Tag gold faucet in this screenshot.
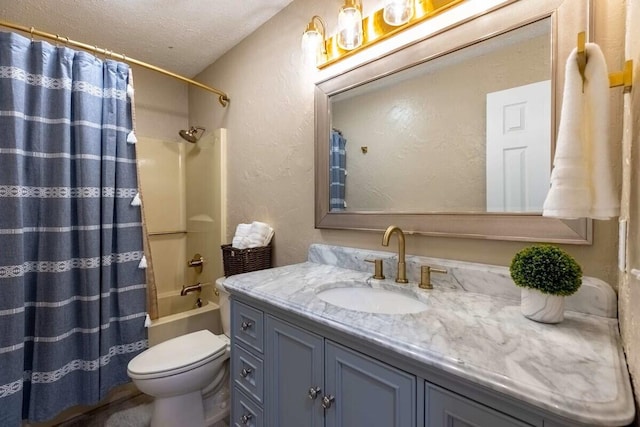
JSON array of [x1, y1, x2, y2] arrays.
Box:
[[382, 225, 408, 283]]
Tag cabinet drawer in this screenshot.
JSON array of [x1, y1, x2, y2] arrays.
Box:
[[233, 344, 264, 404], [232, 300, 264, 354], [233, 387, 264, 427]]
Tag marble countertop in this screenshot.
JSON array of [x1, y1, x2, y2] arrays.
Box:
[[222, 244, 634, 426]]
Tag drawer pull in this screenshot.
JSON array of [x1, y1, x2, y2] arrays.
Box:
[[241, 321, 254, 331], [308, 386, 321, 400], [321, 394, 335, 409], [240, 367, 253, 378], [240, 413, 253, 425]]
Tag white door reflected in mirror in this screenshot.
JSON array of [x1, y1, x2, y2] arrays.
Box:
[[486, 80, 551, 212]]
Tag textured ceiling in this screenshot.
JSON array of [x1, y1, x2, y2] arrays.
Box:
[[0, 0, 294, 77]]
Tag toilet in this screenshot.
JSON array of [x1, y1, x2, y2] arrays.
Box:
[[127, 278, 231, 427]]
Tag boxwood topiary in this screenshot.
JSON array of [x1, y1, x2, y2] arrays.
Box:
[[509, 245, 582, 296]]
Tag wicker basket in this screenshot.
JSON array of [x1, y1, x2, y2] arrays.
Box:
[[221, 244, 272, 277]]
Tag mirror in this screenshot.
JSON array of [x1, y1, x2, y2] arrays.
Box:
[[315, 0, 592, 244], [331, 19, 551, 213]]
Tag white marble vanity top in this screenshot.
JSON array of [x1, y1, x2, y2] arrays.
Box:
[[222, 244, 634, 426]]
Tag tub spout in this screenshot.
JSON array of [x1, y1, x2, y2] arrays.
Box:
[[180, 282, 202, 296]]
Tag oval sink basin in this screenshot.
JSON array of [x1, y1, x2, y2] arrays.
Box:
[[316, 286, 428, 314]]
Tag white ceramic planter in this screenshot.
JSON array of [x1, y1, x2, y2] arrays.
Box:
[[520, 287, 565, 323]]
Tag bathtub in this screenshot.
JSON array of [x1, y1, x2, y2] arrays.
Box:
[[148, 288, 222, 346]]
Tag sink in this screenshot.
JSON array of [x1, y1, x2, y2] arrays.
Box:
[[316, 285, 428, 314]]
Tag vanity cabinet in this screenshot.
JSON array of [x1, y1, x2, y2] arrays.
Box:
[[231, 298, 569, 427], [264, 314, 324, 427], [265, 314, 417, 427], [426, 384, 533, 427]]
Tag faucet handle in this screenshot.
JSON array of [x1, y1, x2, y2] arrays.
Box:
[[420, 266, 447, 289], [364, 258, 385, 280]]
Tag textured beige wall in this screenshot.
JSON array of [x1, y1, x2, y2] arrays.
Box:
[[619, 0, 640, 413], [190, 0, 622, 286], [333, 33, 549, 212]]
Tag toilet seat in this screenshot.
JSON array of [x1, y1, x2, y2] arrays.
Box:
[[128, 330, 228, 380]]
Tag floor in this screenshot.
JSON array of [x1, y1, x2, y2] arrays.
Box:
[[57, 393, 229, 427]]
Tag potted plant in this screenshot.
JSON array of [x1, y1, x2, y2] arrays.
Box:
[[509, 245, 582, 323]]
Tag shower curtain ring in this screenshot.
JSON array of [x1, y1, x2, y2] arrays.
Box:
[[64, 36, 70, 47], [55, 34, 61, 47], [29, 27, 34, 42]]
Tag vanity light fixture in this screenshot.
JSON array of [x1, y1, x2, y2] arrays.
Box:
[[337, 0, 364, 50], [302, 0, 462, 69], [383, 0, 414, 26], [301, 15, 327, 68]]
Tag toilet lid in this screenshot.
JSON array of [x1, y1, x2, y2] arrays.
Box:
[[128, 330, 227, 377]]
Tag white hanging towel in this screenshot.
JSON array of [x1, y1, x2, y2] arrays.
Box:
[[542, 43, 619, 220]]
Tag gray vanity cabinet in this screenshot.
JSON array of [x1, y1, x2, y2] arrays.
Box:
[[263, 312, 417, 427], [265, 314, 324, 427], [324, 340, 417, 427], [232, 298, 539, 427], [426, 384, 533, 427]]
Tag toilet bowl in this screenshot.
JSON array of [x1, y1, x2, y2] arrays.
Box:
[[128, 278, 231, 427]]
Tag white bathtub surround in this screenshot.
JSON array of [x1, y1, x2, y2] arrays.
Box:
[[520, 287, 565, 323], [148, 295, 220, 346], [222, 244, 634, 426]]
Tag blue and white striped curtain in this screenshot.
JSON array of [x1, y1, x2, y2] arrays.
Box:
[[0, 32, 147, 425], [330, 129, 347, 210]]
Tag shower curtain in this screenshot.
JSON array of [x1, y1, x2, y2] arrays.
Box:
[[0, 32, 147, 425], [330, 129, 347, 210]]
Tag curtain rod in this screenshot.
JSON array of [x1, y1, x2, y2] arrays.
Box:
[[0, 19, 230, 107]]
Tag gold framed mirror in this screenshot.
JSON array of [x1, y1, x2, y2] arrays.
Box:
[[315, 0, 593, 244]]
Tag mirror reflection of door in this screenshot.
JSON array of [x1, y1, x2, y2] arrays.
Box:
[[486, 80, 551, 212]]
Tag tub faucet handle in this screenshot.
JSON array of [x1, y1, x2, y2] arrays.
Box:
[[187, 253, 205, 273]]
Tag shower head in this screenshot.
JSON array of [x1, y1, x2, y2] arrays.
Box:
[[179, 126, 205, 143]]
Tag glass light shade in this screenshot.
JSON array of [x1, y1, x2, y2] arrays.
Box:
[[337, 6, 363, 50], [301, 30, 323, 67], [383, 0, 414, 26]]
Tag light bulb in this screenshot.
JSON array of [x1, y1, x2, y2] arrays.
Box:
[[301, 30, 323, 67], [383, 0, 414, 26], [337, 4, 363, 50]]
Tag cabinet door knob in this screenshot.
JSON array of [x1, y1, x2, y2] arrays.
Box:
[[241, 321, 253, 331], [308, 386, 321, 400], [240, 413, 253, 425], [321, 394, 335, 409], [240, 367, 253, 378]]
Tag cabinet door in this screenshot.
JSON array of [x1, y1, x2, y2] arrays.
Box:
[[426, 384, 533, 427], [265, 315, 325, 427], [325, 341, 417, 427]]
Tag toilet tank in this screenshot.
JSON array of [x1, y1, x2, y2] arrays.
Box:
[[215, 278, 231, 337]]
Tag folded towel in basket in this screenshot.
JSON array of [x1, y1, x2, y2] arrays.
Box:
[[231, 221, 274, 249], [246, 221, 274, 248]]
